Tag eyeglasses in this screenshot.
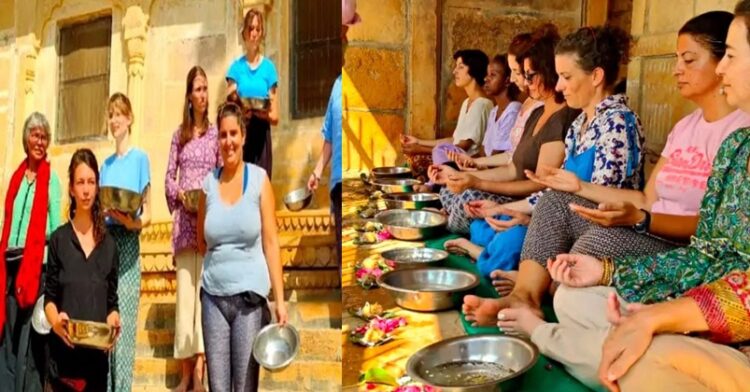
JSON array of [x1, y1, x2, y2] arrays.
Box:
[[523, 71, 538, 82]]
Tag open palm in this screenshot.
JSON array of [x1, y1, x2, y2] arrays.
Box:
[[547, 254, 604, 288], [526, 165, 582, 193]]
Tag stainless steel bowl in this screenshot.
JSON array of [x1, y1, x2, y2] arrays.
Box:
[[383, 192, 441, 210], [67, 320, 116, 351], [240, 97, 271, 112], [284, 187, 313, 211], [406, 335, 538, 391], [182, 189, 202, 213], [376, 268, 479, 311], [253, 323, 300, 370], [371, 166, 412, 179], [375, 209, 446, 240], [99, 186, 143, 214], [370, 178, 421, 194], [381, 248, 449, 269]]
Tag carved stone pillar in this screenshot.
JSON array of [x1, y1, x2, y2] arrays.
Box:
[[122, 6, 148, 146]]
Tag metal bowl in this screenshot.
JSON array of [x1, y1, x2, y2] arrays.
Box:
[[381, 248, 449, 269], [240, 97, 271, 112], [182, 189, 202, 213], [383, 192, 441, 210], [99, 186, 143, 214], [370, 178, 422, 194], [375, 209, 446, 240], [67, 320, 116, 351], [371, 166, 412, 179], [253, 323, 300, 370], [406, 335, 539, 391], [284, 187, 313, 211], [376, 268, 479, 311]]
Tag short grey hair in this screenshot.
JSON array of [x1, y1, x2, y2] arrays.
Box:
[[22, 112, 51, 155]]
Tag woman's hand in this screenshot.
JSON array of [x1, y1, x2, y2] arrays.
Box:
[[525, 165, 582, 193], [106, 311, 122, 352], [446, 172, 477, 194], [427, 165, 448, 185], [546, 254, 604, 288], [106, 210, 140, 231], [307, 173, 320, 191], [52, 312, 74, 348], [178, 190, 187, 206], [569, 202, 646, 228], [463, 199, 501, 218], [400, 134, 419, 146], [275, 302, 289, 326], [598, 293, 656, 392], [447, 151, 480, 171], [485, 209, 530, 232]]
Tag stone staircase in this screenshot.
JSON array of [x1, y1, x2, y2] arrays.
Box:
[[132, 210, 342, 391]]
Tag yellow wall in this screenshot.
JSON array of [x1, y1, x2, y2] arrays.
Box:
[[0, 0, 333, 225]]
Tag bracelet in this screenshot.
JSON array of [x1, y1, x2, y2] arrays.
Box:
[[599, 257, 614, 286]]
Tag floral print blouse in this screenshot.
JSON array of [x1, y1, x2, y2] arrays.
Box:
[[613, 129, 750, 312], [164, 125, 221, 254]]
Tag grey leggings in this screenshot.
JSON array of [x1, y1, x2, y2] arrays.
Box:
[[521, 190, 679, 266], [201, 290, 271, 392]]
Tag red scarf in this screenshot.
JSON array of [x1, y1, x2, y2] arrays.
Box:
[[0, 158, 50, 337]]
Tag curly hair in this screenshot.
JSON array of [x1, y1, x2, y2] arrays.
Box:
[[555, 25, 632, 88], [453, 49, 490, 86], [518, 23, 563, 103]]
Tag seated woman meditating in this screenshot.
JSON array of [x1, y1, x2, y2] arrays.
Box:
[[446, 32, 542, 171], [442, 25, 645, 288], [462, 10, 750, 328], [483, 7, 750, 390], [401, 49, 493, 180], [431, 24, 580, 235]]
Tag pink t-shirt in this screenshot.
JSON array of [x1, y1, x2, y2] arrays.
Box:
[[651, 108, 750, 216]]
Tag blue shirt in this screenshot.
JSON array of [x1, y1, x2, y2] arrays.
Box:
[[323, 75, 342, 190], [201, 164, 270, 297], [226, 55, 279, 99], [100, 148, 151, 223]]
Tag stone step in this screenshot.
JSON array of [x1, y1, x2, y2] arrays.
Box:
[[136, 327, 341, 362], [132, 358, 341, 390]]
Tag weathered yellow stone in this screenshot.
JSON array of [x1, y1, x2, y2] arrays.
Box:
[[633, 32, 677, 57], [343, 111, 403, 174], [695, 0, 736, 14], [646, 0, 694, 34], [344, 47, 407, 111], [0, 0, 13, 31], [346, 0, 406, 44], [409, 0, 439, 140]]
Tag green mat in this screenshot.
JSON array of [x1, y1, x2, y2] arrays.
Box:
[[425, 236, 593, 392]]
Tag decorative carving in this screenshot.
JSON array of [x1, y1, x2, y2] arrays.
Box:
[[281, 244, 337, 268], [21, 52, 37, 95], [140, 221, 173, 243], [141, 253, 175, 273], [37, 0, 64, 43], [276, 214, 333, 234], [242, 0, 273, 13], [283, 270, 340, 289], [141, 272, 177, 293]]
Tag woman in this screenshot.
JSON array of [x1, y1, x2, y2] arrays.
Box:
[[0, 112, 61, 392], [45, 148, 120, 391], [165, 66, 220, 392], [100, 93, 152, 392], [492, 10, 750, 390], [449, 33, 543, 170], [197, 102, 288, 392], [401, 49, 493, 179], [447, 26, 645, 283], [226, 8, 280, 178], [434, 24, 580, 234], [461, 11, 750, 329]]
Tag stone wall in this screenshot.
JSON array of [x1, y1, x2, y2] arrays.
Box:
[[627, 0, 736, 166]]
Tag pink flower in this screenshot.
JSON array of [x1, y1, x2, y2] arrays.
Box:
[[384, 259, 396, 269], [366, 382, 377, 390], [356, 268, 370, 279], [377, 230, 392, 241], [371, 268, 384, 278]]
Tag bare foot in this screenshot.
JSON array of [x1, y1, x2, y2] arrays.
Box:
[[497, 306, 545, 337], [444, 238, 483, 260], [171, 381, 189, 392], [192, 366, 207, 392], [462, 293, 542, 326], [414, 184, 433, 193], [490, 270, 518, 296]]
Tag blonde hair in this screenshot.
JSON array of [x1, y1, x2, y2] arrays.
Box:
[[108, 92, 134, 133]]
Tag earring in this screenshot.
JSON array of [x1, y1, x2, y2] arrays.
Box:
[[719, 86, 726, 95]]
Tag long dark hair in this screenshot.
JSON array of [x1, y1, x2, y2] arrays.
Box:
[[68, 148, 106, 244], [180, 66, 209, 147]]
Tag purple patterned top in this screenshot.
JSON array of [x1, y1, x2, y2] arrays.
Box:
[[165, 125, 221, 254]]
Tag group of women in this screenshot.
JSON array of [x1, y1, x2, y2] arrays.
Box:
[[406, 2, 750, 390], [0, 7, 290, 392]]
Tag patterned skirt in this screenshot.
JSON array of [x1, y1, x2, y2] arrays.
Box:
[[108, 226, 141, 392], [439, 187, 514, 234]]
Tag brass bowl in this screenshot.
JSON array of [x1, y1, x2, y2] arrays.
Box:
[[67, 319, 116, 350], [182, 189, 202, 213], [284, 187, 313, 211], [371, 166, 412, 179], [375, 209, 447, 240], [99, 186, 143, 215], [240, 97, 271, 112]]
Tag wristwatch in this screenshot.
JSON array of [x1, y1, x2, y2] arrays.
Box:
[[633, 209, 651, 234]]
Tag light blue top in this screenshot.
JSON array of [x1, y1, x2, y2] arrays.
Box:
[[323, 75, 342, 190], [100, 148, 151, 224], [226, 55, 279, 99], [201, 163, 270, 297]]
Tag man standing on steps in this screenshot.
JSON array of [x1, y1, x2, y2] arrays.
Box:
[[308, 0, 360, 274]]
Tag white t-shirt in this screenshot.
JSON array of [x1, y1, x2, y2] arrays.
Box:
[[453, 97, 494, 156]]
